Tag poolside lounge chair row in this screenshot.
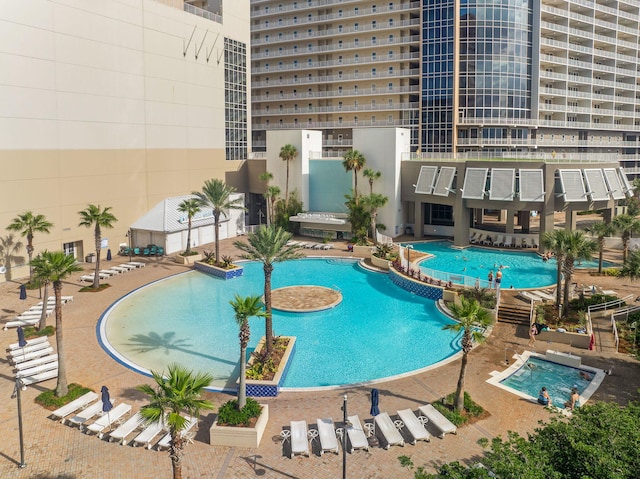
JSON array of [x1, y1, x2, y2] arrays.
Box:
[[282, 404, 457, 458], [287, 240, 334, 250], [517, 289, 556, 303], [7, 338, 59, 385], [122, 245, 164, 257], [469, 233, 539, 249], [79, 262, 145, 283], [3, 296, 74, 330], [50, 391, 197, 448]]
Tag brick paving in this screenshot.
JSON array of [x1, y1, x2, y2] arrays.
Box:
[[1, 238, 639, 479]]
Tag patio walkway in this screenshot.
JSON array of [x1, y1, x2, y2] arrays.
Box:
[[0, 238, 638, 478]]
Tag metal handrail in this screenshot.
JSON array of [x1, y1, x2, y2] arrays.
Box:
[[588, 294, 633, 314]]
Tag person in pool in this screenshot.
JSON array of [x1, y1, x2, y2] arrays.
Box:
[[538, 387, 552, 406], [495, 268, 503, 288], [579, 371, 592, 381], [564, 388, 580, 410], [488, 270, 494, 288]]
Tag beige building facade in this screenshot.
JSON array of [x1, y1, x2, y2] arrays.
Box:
[[0, 0, 252, 282]]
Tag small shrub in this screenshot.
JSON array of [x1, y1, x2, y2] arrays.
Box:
[[23, 325, 55, 338], [220, 255, 234, 268], [398, 455, 414, 469], [570, 293, 620, 311], [35, 383, 93, 410], [202, 250, 216, 264], [217, 397, 262, 426], [432, 392, 485, 427], [374, 243, 393, 259], [602, 268, 620, 277]]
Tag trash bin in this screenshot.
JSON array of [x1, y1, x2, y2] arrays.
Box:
[[405, 225, 414, 235], [85, 253, 96, 263]]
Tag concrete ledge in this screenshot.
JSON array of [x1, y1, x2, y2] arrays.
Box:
[[245, 336, 296, 397], [174, 254, 201, 265], [194, 261, 243, 279], [210, 404, 269, 448], [537, 330, 591, 349]]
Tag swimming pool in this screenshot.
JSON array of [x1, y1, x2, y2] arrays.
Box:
[[487, 351, 604, 408], [409, 241, 606, 289], [99, 258, 462, 391]]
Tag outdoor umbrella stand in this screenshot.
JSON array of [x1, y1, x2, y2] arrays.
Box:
[[101, 386, 113, 426], [369, 388, 380, 445]]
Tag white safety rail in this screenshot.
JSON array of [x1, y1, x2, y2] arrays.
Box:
[[612, 315, 620, 353], [587, 294, 634, 315], [611, 304, 640, 323], [376, 230, 394, 245], [417, 264, 492, 290]]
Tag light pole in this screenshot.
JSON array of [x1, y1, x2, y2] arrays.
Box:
[[342, 394, 348, 479], [126, 229, 132, 262], [11, 377, 26, 468], [406, 244, 414, 270]]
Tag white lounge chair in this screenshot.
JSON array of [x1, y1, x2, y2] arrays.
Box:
[[85, 403, 132, 437], [15, 353, 58, 371], [397, 409, 431, 444], [16, 359, 58, 378], [494, 235, 505, 247], [290, 420, 311, 457], [126, 261, 145, 268], [10, 346, 54, 364], [316, 418, 339, 455], [67, 399, 115, 427], [50, 391, 99, 422], [108, 412, 145, 445], [530, 236, 539, 248], [342, 415, 369, 453], [156, 415, 198, 450], [418, 404, 457, 438], [374, 412, 405, 449], [132, 421, 166, 449], [4, 318, 41, 330], [469, 232, 477, 242], [109, 266, 130, 273], [533, 290, 555, 302], [503, 235, 514, 248], [99, 269, 118, 277], [482, 235, 494, 246], [521, 237, 530, 248], [517, 291, 543, 303], [20, 368, 58, 386], [117, 264, 137, 271], [471, 234, 484, 245], [9, 340, 50, 358], [8, 336, 48, 351]]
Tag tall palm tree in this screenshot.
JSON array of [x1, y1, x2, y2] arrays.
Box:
[[177, 198, 201, 255], [561, 231, 597, 314], [619, 250, 640, 281], [259, 171, 274, 225], [266, 185, 281, 226], [632, 177, 640, 198], [31, 253, 52, 330], [363, 168, 382, 195], [193, 179, 245, 266], [542, 229, 569, 312], [137, 364, 214, 479], [442, 296, 492, 412], [233, 225, 303, 356], [342, 150, 366, 202], [0, 234, 23, 281], [279, 144, 298, 209], [31, 251, 82, 397], [612, 214, 640, 262], [585, 221, 615, 274], [78, 204, 117, 289], [364, 192, 388, 244], [230, 294, 266, 409], [7, 211, 53, 283]]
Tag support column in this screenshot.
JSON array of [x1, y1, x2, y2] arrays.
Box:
[[506, 210, 515, 234], [414, 200, 424, 239], [565, 209, 577, 231], [497, 209, 504, 222], [602, 207, 613, 224], [520, 211, 531, 233], [540, 164, 557, 251], [454, 199, 471, 247]]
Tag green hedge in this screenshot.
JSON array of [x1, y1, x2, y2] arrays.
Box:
[[217, 397, 262, 426]]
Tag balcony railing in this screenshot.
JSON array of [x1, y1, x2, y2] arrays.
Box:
[[251, 67, 419, 87], [253, 102, 419, 116], [252, 118, 418, 130], [252, 84, 419, 100], [252, 52, 420, 74]]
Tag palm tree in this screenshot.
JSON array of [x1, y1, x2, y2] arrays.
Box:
[[230, 294, 266, 409], [7, 211, 53, 283], [177, 198, 201, 255], [279, 144, 298, 209], [612, 214, 640, 262], [632, 177, 640, 198], [78, 204, 117, 289], [265, 185, 281, 226], [542, 229, 569, 312], [442, 296, 493, 412], [259, 172, 274, 225], [342, 150, 366, 202], [585, 221, 615, 274], [619, 250, 640, 281], [561, 231, 597, 314], [364, 192, 388, 244], [193, 179, 245, 266], [0, 234, 24, 281], [31, 254, 52, 330], [363, 168, 382, 195], [233, 225, 303, 356], [137, 364, 214, 479], [31, 251, 82, 397]]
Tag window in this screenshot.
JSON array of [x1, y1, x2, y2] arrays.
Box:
[[294, 104, 299, 111], [293, 60, 298, 67], [371, 36, 377, 45], [388, 82, 393, 91], [354, 23, 359, 31], [388, 114, 393, 123], [372, 115, 376, 123], [293, 45, 298, 53], [338, 9, 342, 17], [338, 40, 343, 48], [293, 1, 298, 8], [265, 48, 269, 56], [278, 18, 282, 25], [338, 86, 343, 94], [293, 16, 298, 23], [338, 116, 343, 124], [354, 116, 358, 123], [388, 66, 393, 75], [388, 50, 393, 59], [293, 31, 298, 38], [308, 29, 312, 36], [308, 88, 312, 96], [372, 21, 377, 29], [355, 53, 359, 62], [373, 4, 377, 12], [372, 84, 376, 91], [388, 2, 394, 10], [388, 34, 394, 43], [338, 25, 343, 33], [308, 58, 312, 66], [372, 68, 377, 76], [354, 7, 359, 14], [338, 55, 343, 63], [293, 89, 298, 97], [265, 34, 269, 42], [265, 63, 270, 70], [338, 101, 343, 110], [371, 99, 376, 106], [388, 18, 393, 27], [308, 43, 312, 51], [338, 71, 343, 79], [355, 38, 359, 46], [371, 52, 377, 61], [279, 90, 284, 97]]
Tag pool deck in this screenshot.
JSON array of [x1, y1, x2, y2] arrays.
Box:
[[0, 238, 639, 478]]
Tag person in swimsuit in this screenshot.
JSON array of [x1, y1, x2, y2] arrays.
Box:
[[538, 387, 552, 406], [528, 325, 538, 346], [564, 388, 580, 410], [495, 268, 503, 288], [488, 270, 494, 289]]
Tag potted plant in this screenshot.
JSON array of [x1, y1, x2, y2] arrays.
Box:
[[209, 397, 269, 448]]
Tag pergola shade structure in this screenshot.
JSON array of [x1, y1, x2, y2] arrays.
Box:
[[489, 168, 515, 201], [414, 166, 438, 194], [558, 169, 588, 202], [461, 168, 489, 200], [618, 167, 634, 197], [583, 169, 609, 202], [518, 169, 545, 202], [432, 166, 456, 197], [603, 168, 626, 200]]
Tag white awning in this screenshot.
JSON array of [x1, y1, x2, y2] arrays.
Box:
[[518, 169, 545, 202], [461, 168, 488, 200], [414, 166, 438, 194], [583, 169, 609, 201], [432, 166, 456, 196], [619, 167, 634, 197], [489, 168, 515, 201], [603, 168, 626, 200], [558, 169, 587, 202]]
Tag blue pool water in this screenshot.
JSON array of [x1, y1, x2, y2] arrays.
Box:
[[100, 258, 461, 391], [409, 241, 606, 289], [501, 357, 593, 406]]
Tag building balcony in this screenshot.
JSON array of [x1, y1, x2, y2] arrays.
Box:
[[252, 118, 418, 130], [252, 33, 420, 49], [253, 102, 419, 116], [457, 116, 640, 132], [252, 84, 419, 100], [251, 67, 419, 87], [251, 0, 419, 20], [252, 52, 419, 73]]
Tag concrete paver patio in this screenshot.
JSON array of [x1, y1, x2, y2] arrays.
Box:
[[1, 238, 639, 478]]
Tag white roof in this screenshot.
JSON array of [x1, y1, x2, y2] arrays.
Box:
[[131, 195, 230, 233]]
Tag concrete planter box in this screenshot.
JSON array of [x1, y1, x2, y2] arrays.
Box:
[[210, 404, 269, 448], [537, 330, 591, 349], [370, 255, 391, 270], [174, 253, 201, 265], [245, 336, 296, 397], [352, 245, 373, 258], [194, 261, 243, 279]]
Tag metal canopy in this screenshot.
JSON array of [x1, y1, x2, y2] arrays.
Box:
[[603, 168, 626, 200], [518, 169, 545, 202], [461, 168, 488, 200], [583, 169, 609, 202], [489, 168, 515, 201], [618, 167, 634, 197], [414, 166, 438, 194], [432, 166, 456, 196], [558, 169, 587, 202]]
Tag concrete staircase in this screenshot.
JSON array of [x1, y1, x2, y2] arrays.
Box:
[[498, 303, 530, 326]]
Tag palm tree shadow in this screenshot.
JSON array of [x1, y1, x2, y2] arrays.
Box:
[[0, 234, 25, 282], [125, 331, 237, 367]]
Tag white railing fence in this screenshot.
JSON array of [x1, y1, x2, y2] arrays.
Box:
[[587, 294, 634, 314]]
